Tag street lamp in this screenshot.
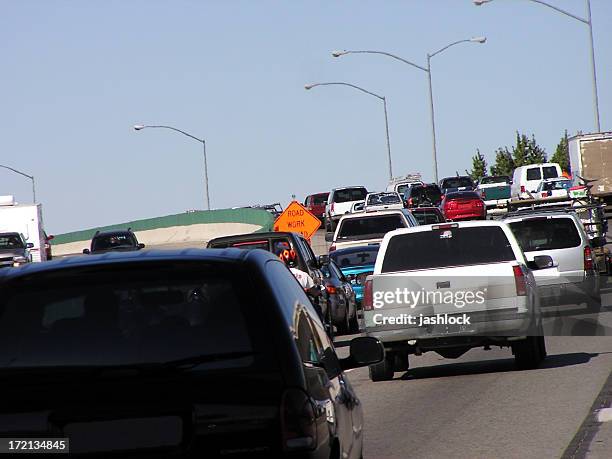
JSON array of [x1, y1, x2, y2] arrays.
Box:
[[0, 164, 36, 203], [305, 82, 394, 179], [333, 36, 486, 183], [133, 124, 210, 210], [474, 0, 600, 132]]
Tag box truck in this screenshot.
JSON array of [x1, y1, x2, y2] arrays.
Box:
[[0, 195, 48, 262]]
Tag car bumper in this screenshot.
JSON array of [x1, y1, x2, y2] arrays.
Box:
[[445, 211, 485, 221]]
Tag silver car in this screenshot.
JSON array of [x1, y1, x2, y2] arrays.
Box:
[[503, 210, 601, 309]]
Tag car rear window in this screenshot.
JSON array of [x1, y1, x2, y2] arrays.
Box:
[[409, 185, 442, 203], [330, 246, 379, 268], [367, 193, 401, 206], [311, 194, 327, 205], [410, 209, 445, 224], [542, 180, 571, 191], [542, 166, 559, 179], [445, 191, 480, 200], [229, 240, 270, 251], [0, 262, 273, 370], [338, 214, 406, 239], [480, 176, 510, 185], [333, 188, 367, 203], [440, 177, 474, 189], [526, 168, 542, 180], [92, 234, 136, 251], [381, 226, 516, 272], [508, 217, 581, 251]]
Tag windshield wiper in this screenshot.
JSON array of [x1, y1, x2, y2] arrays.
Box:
[[159, 351, 256, 371]]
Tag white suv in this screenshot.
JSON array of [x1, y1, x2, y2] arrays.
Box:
[[325, 186, 368, 232]]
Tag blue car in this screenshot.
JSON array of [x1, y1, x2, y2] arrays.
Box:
[[330, 245, 380, 305]]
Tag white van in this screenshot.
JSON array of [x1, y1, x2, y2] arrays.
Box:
[[511, 163, 562, 199]]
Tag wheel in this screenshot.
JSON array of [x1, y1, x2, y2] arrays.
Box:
[[336, 307, 350, 335], [369, 352, 395, 381], [537, 335, 547, 360], [513, 336, 542, 370], [392, 351, 409, 372]]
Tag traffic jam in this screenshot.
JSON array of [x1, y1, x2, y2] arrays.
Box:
[[0, 130, 610, 457]]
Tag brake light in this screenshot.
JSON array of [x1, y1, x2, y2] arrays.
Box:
[[328, 244, 336, 252], [520, 185, 525, 193], [584, 246, 594, 271], [407, 197, 413, 206], [280, 388, 317, 452], [446, 200, 458, 210], [513, 265, 527, 296], [363, 279, 373, 310], [432, 223, 459, 230], [541, 192, 548, 198], [326, 285, 337, 294], [330, 202, 335, 213]]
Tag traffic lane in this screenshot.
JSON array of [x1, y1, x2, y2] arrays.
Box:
[[341, 337, 612, 459]]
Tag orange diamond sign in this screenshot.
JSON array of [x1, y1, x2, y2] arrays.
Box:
[[274, 201, 321, 240]]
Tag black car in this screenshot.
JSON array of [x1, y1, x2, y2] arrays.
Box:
[[319, 258, 358, 335], [207, 232, 329, 323], [83, 229, 145, 254], [402, 183, 443, 208], [0, 249, 383, 457]]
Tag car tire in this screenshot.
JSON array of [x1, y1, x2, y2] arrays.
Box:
[[513, 336, 542, 370], [369, 353, 395, 382], [349, 308, 359, 333], [336, 309, 350, 336], [538, 335, 547, 360], [392, 351, 409, 372]]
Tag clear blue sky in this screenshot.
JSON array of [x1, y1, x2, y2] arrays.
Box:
[[2, 0, 611, 234]]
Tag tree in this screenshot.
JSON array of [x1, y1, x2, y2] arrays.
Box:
[[551, 130, 570, 173], [511, 132, 547, 166], [467, 149, 487, 181], [490, 147, 515, 176]]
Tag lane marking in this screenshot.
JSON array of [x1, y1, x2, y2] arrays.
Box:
[[596, 407, 612, 423]]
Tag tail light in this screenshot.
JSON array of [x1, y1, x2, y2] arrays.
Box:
[[446, 200, 457, 210], [584, 246, 594, 271], [280, 388, 317, 452], [328, 244, 336, 252], [330, 202, 335, 213], [481, 190, 487, 200], [326, 285, 337, 294], [473, 200, 484, 208], [407, 197, 413, 206], [363, 278, 373, 310], [541, 192, 547, 198], [520, 185, 525, 193], [513, 265, 527, 296]]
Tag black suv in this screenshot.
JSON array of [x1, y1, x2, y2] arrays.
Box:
[[207, 232, 329, 322], [83, 229, 145, 254], [403, 183, 443, 208], [0, 249, 383, 457]]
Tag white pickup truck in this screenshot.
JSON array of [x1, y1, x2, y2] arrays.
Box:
[[363, 220, 549, 381]]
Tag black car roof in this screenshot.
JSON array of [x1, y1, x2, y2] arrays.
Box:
[[0, 248, 274, 282], [208, 231, 305, 245], [94, 230, 135, 237]]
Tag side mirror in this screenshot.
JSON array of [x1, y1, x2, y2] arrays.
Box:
[[26, 243, 34, 248], [47, 235, 55, 241], [531, 255, 555, 270], [307, 258, 319, 270], [339, 336, 384, 371], [590, 236, 607, 248], [82, 248, 91, 254], [325, 232, 334, 243], [320, 347, 343, 380], [138, 243, 146, 249]]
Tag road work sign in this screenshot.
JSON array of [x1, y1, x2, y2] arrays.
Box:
[[274, 201, 321, 240]]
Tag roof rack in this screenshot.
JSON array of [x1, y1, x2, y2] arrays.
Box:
[[503, 203, 606, 219], [387, 173, 423, 186]]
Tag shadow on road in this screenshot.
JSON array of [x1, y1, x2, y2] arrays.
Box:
[[399, 351, 608, 381]]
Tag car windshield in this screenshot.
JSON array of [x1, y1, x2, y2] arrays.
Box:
[[480, 176, 510, 185], [330, 246, 379, 268], [367, 193, 401, 206], [381, 226, 515, 272], [410, 209, 445, 224], [92, 234, 136, 251], [333, 188, 367, 203], [0, 235, 24, 250], [337, 214, 407, 239], [0, 262, 265, 369], [441, 177, 473, 189], [508, 217, 581, 251]]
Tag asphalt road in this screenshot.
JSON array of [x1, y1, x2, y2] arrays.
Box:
[[335, 278, 612, 459]]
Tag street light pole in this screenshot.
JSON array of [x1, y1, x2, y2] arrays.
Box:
[[0, 164, 36, 203], [133, 124, 210, 210], [333, 37, 485, 183], [474, 0, 600, 132], [305, 82, 394, 180]]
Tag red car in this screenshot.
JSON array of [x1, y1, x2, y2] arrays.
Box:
[[441, 191, 486, 221], [304, 192, 328, 222]]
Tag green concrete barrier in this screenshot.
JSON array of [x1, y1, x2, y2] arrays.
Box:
[[51, 208, 275, 245]]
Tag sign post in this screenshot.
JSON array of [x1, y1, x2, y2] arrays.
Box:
[[273, 201, 321, 241]]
